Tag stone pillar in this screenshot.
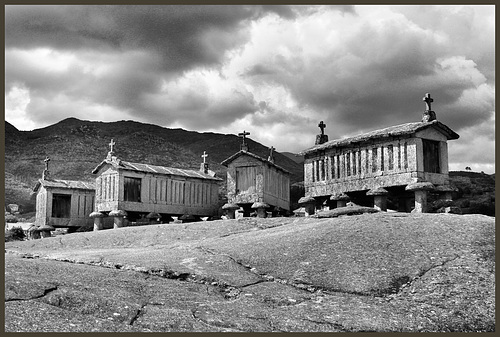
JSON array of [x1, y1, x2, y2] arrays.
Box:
[[406, 182, 435, 213], [413, 190, 427, 213], [251, 202, 270, 218], [38, 224, 55, 238], [146, 212, 161, 224], [222, 203, 240, 219], [367, 187, 389, 212], [435, 185, 456, 201], [40, 230, 51, 238], [90, 211, 105, 231], [298, 196, 316, 216], [331, 193, 350, 208], [109, 210, 128, 229], [374, 196, 387, 211]]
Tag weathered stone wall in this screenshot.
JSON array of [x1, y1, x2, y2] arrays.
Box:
[[95, 167, 120, 212], [305, 136, 419, 196], [34, 187, 48, 227], [226, 155, 263, 204], [305, 129, 453, 198], [226, 154, 290, 210], [95, 166, 220, 216], [414, 128, 449, 175], [263, 164, 290, 210], [35, 186, 95, 228]]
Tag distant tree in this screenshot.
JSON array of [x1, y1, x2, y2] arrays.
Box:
[[5, 226, 25, 242]]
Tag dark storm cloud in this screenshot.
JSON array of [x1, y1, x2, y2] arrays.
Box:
[[4, 5, 494, 172], [5, 5, 295, 73]]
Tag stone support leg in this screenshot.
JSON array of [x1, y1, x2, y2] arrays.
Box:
[[40, 231, 51, 238], [93, 217, 103, 231], [412, 190, 428, 213], [114, 217, 124, 229], [226, 209, 236, 219], [304, 202, 315, 217], [337, 200, 347, 208], [373, 195, 388, 212], [256, 207, 267, 218]]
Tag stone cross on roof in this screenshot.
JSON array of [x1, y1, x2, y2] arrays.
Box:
[[202, 151, 208, 164], [318, 121, 326, 135], [423, 93, 433, 111], [238, 130, 250, 145], [44, 156, 50, 170], [268, 146, 275, 163], [109, 139, 116, 152]]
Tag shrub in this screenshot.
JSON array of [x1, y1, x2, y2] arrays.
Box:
[[5, 214, 18, 223], [469, 202, 495, 217], [456, 199, 470, 208], [5, 226, 25, 242]]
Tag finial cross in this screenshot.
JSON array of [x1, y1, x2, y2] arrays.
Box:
[[268, 146, 275, 162], [109, 139, 115, 152], [318, 121, 326, 135], [44, 156, 50, 170], [201, 151, 208, 164], [238, 130, 250, 145], [423, 93, 434, 111]]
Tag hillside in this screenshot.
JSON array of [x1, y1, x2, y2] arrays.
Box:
[[281, 151, 305, 164], [442, 171, 495, 216], [4, 118, 304, 209], [5, 213, 495, 332]]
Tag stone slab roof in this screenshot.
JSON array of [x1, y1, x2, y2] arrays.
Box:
[[221, 150, 291, 175], [33, 179, 95, 193], [300, 120, 459, 156], [92, 159, 222, 181]]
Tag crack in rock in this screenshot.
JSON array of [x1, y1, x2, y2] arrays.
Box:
[[383, 254, 461, 299], [196, 246, 375, 297], [190, 308, 244, 332], [304, 318, 350, 331], [5, 285, 59, 302], [128, 303, 147, 326], [417, 254, 460, 279]]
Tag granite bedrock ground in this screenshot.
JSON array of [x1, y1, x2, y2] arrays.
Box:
[[4, 213, 495, 332]]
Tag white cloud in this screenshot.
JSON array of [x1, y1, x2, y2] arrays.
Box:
[[5, 85, 36, 130], [448, 113, 495, 173]]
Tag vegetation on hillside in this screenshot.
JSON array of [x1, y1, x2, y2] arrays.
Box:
[[5, 118, 305, 211]]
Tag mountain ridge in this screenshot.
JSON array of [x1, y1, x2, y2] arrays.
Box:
[[4, 118, 305, 211]]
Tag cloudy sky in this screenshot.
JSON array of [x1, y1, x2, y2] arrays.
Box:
[[5, 5, 495, 173]]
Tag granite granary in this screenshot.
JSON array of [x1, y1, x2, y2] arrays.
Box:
[[299, 93, 459, 214], [32, 156, 95, 235], [90, 140, 222, 229], [221, 131, 291, 218]]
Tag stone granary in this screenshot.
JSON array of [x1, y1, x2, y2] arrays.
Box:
[[32, 156, 95, 234], [221, 132, 291, 218], [90, 140, 222, 230], [299, 93, 459, 213]]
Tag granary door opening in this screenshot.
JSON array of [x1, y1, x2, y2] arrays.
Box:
[[423, 139, 441, 173], [52, 194, 71, 218], [124, 177, 142, 202], [236, 166, 256, 194]]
